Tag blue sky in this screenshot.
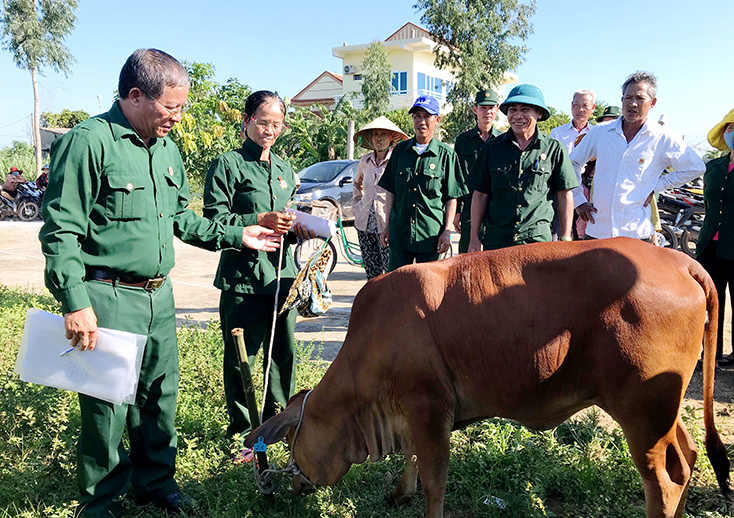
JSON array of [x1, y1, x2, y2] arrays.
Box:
[[1, 0, 732, 153]]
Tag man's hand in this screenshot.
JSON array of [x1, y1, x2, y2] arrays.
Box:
[[258, 211, 296, 234], [467, 236, 482, 253], [64, 306, 98, 351], [293, 222, 316, 240], [242, 225, 281, 251], [643, 191, 655, 208], [380, 229, 390, 248], [437, 229, 452, 254], [575, 202, 598, 224], [453, 212, 462, 232]]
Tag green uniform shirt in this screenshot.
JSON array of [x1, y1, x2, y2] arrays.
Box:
[[454, 125, 503, 223], [378, 137, 467, 253], [698, 155, 734, 260], [204, 138, 298, 294], [40, 102, 244, 314], [470, 129, 578, 250]]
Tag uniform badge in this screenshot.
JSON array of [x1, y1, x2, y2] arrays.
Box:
[[168, 167, 174, 176], [540, 153, 547, 161], [638, 158, 645, 164], [278, 176, 287, 189], [429, 163, 436, 170]]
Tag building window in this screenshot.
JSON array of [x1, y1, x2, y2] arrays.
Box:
[[353, 74, 362, 81], [417, 72, 450, 100], [392, 71, 408, 95]]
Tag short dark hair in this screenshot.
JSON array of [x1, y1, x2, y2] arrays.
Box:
[[622, 71, 657, 99], [118, 49, 189, 100], [242, 91, 286, 130]]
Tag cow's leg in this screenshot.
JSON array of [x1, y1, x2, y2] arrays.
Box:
[[621, 423, 692, 518], [388, 453, 418, 506], [673, 418, 698, 518], [406, 411, 452, 518]]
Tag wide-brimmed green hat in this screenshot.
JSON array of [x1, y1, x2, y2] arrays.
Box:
[[354, 116, 409, 151], [596, 106, 622, 123], [475, 89, 499, 106], [708, 108, 734, 151], [499, 84, 550, 121]]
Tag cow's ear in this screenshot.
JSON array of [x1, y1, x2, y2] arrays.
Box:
[[244, 403, 301, 447]]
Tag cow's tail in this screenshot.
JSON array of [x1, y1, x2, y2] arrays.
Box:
[[691, 262, 731, 495]]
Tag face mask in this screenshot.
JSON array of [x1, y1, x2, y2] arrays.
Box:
[[725, 131, 734, 151]]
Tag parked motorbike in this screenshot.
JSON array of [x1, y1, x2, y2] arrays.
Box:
[[657, 187, 705, 257], [0, 181, 43, 221]]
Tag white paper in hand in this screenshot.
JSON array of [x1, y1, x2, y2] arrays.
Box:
[[15, 308, 147, 405], [289, 209, 337, 238]]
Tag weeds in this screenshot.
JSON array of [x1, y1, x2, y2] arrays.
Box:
[[0, 285, 731, 517]]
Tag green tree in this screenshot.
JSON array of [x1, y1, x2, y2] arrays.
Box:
[[1, 0, 78, 178], [0, 140, 35, 175], [386, 107, 414, 138], [41, 108, 89, 128], [169, 62, 251, 190], [414, 0, 536, 142], [536, 106, 570, 135], [360, 40, 392, 118]]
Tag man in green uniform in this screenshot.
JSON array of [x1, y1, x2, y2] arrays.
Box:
[[39, 49, 279, 518], [378, 95, 466, 270], [453, 89, 503, 253], [468, 84, 577, 251]]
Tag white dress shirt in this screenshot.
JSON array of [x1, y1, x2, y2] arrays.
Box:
[[550, 121, 591, 154], [569, 117, 704, 239]]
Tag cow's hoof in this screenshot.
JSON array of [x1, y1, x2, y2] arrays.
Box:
[[386, 493, 412, 507]]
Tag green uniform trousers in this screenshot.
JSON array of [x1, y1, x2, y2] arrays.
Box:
[[219, 289, 296, 445], [76, 278, 179, 518], [388, 248, 439, 271]]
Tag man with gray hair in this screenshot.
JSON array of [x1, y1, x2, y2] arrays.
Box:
[[570, 71, 704, 240], [550, 89, 596, 153], [40, 49, 280, 517]]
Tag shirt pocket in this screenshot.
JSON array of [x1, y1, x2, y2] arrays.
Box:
[[527, 161, 552, 193], [163, 173, 181, 216], [419, 170, 442, 199], [104, 175, 147, 220]]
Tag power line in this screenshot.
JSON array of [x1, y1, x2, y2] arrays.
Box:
[[0, 114, 31, 130]]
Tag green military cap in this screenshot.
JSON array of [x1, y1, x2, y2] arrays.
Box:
[[596, 106, 622, 123], [475, 89, 500, 106]]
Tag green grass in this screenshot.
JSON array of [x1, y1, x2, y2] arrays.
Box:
[[0, 284, 731, 517]]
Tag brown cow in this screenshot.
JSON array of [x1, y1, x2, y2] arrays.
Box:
[[246, 238, 731, 518]]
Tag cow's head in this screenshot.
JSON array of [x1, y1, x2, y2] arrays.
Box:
[[245, 389, 362, 493]]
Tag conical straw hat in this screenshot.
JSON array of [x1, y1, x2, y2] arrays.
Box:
[[354, 116, 408, 151]]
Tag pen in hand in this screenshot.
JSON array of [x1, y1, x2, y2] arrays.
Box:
[[59, 345, 78, 357]]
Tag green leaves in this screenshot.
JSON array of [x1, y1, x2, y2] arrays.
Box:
[[414, 0, 536, 142], [360, 40, 393, 119], [1, 0, 78, 74]]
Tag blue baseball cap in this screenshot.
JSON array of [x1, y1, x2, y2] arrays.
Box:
[[409, 95, 440, 116]]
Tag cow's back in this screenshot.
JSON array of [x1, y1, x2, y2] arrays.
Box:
[[335, 238, 708, 430]]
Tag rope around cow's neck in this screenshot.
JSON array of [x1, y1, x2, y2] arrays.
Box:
[[255, 389, 316, 491], [260, 232, 285, 420]]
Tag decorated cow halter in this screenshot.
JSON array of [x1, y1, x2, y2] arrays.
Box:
[[254, 389, 316, 493]]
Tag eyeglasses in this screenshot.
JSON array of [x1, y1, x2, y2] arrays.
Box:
[[250, 118, 286, 131], [146, 94, 189, 116]]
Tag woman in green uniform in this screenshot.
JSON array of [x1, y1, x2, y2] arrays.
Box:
[[204, 91, 305, 463]]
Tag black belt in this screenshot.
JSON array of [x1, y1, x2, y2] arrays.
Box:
[[86, 268, 166, 291]]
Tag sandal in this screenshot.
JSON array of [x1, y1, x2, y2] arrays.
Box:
[[233, 447, 254, 465]]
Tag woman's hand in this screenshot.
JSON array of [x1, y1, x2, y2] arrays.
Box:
[[380, 229, 390, 247], [258, 211, 296, 234], [293, 222, 316, 240]]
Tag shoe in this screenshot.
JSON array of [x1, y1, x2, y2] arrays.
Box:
[[233, 447, 254, 465], [718, 355, 734, 367], [152, 491, 198, 514]]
